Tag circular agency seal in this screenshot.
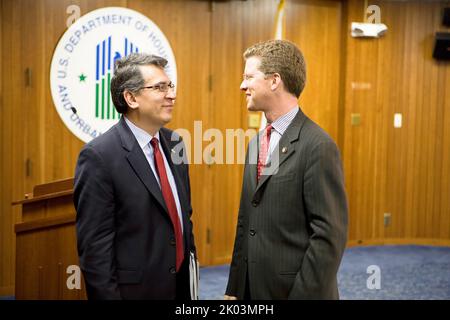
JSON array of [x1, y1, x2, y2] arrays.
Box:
[[50, 7, 177, 143]]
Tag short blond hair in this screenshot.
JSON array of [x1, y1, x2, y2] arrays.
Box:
[[243, 40, 306, 98]]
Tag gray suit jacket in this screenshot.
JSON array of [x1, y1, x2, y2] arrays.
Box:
[[226, 108, 348, 300]]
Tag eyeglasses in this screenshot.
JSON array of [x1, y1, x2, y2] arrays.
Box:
[[141, 82, 175, 93]]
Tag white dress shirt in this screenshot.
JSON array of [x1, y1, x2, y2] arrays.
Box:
[[124, 117, 184, 233]]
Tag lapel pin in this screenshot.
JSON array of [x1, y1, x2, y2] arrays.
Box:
[[282, 147, 288, 154]]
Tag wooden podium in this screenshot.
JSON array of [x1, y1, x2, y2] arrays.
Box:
[[13, 178, 86, 299]]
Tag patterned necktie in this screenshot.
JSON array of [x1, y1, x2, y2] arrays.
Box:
[[150, 137, 184, 271], [257, 124, 273, 182]]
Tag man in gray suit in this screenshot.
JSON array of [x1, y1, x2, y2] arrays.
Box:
[[225, 40, 348, 300]]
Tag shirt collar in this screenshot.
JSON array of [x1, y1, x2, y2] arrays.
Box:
[[124, 116, 160, 149], [269, 106, 299, 135]]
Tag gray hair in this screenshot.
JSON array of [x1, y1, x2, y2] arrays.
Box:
[[110, 53, 168, 113]]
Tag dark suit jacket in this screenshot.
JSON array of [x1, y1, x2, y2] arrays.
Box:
[[226, 108, 348, 300], [73, 117, 195, 300]]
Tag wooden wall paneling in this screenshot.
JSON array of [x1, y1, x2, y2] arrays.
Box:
[[416, 1, 435, 238], [128, 0, 213, 265], [0, 0, 4, 295], [433, 38, 449, 241], [439, 0, 450, 239], [406, 0, 429, 239], [381, 1, 448, 240], [12, 0, 28, 241], [341, 0, 357, 243], [347, 27, 369, 245], [425, 2, 447, 239], [15, 223, 85, 299], [1, 0, 24, 296], [397, 1, 443, 240], [42, 0, 84, 182], [440, 59, 450, 239], [375, 0, 406, 240], [207, 0, 278, 265], [337, 0, 348, 152], [402, 1, 420, 240], [209, 0, 246, 266], [239, 0, 280, 136], [0, 0, 13, 296], [0, 1, 2, 222], [241, 0, 280, 46], [285, 0, 343, 143], [22, 0, 43, 193], [343, 0, 383, 243], [425, 1, 449, 239], [411, 1, 432, 239], [344, 0, 450, 245]]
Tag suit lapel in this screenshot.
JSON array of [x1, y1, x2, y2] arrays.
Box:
[[116, 117, 169, 214], [254, 109, 307, 194]]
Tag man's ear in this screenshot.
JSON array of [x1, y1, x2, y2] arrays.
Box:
[[270, 73, 282, 91], [123, 90, 139, 110]]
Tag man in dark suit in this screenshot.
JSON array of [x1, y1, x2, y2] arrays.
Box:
[[74, 53, 195, 300], [225, 40, 348, 300]]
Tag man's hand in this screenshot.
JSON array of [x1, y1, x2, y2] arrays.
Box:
[[224, 295, 237, 300]]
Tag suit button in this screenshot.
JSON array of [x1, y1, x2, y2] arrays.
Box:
[[169, 267, 176, 274], [244, 257, 248, 262], [170, 237, 176, 246], [249, 229, 256, 236], [252, 200, 259, 207]]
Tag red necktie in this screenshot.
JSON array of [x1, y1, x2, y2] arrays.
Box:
[[257, 124, 273, 182], [150, 137, 184, 271]]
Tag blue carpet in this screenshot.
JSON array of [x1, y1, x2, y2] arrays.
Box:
[[199, 245, 450, 300], [199, 264, 231, 300]]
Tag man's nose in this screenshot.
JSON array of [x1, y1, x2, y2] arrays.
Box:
[[240, 80, 247, 91], [166, 88, 176, 100]]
